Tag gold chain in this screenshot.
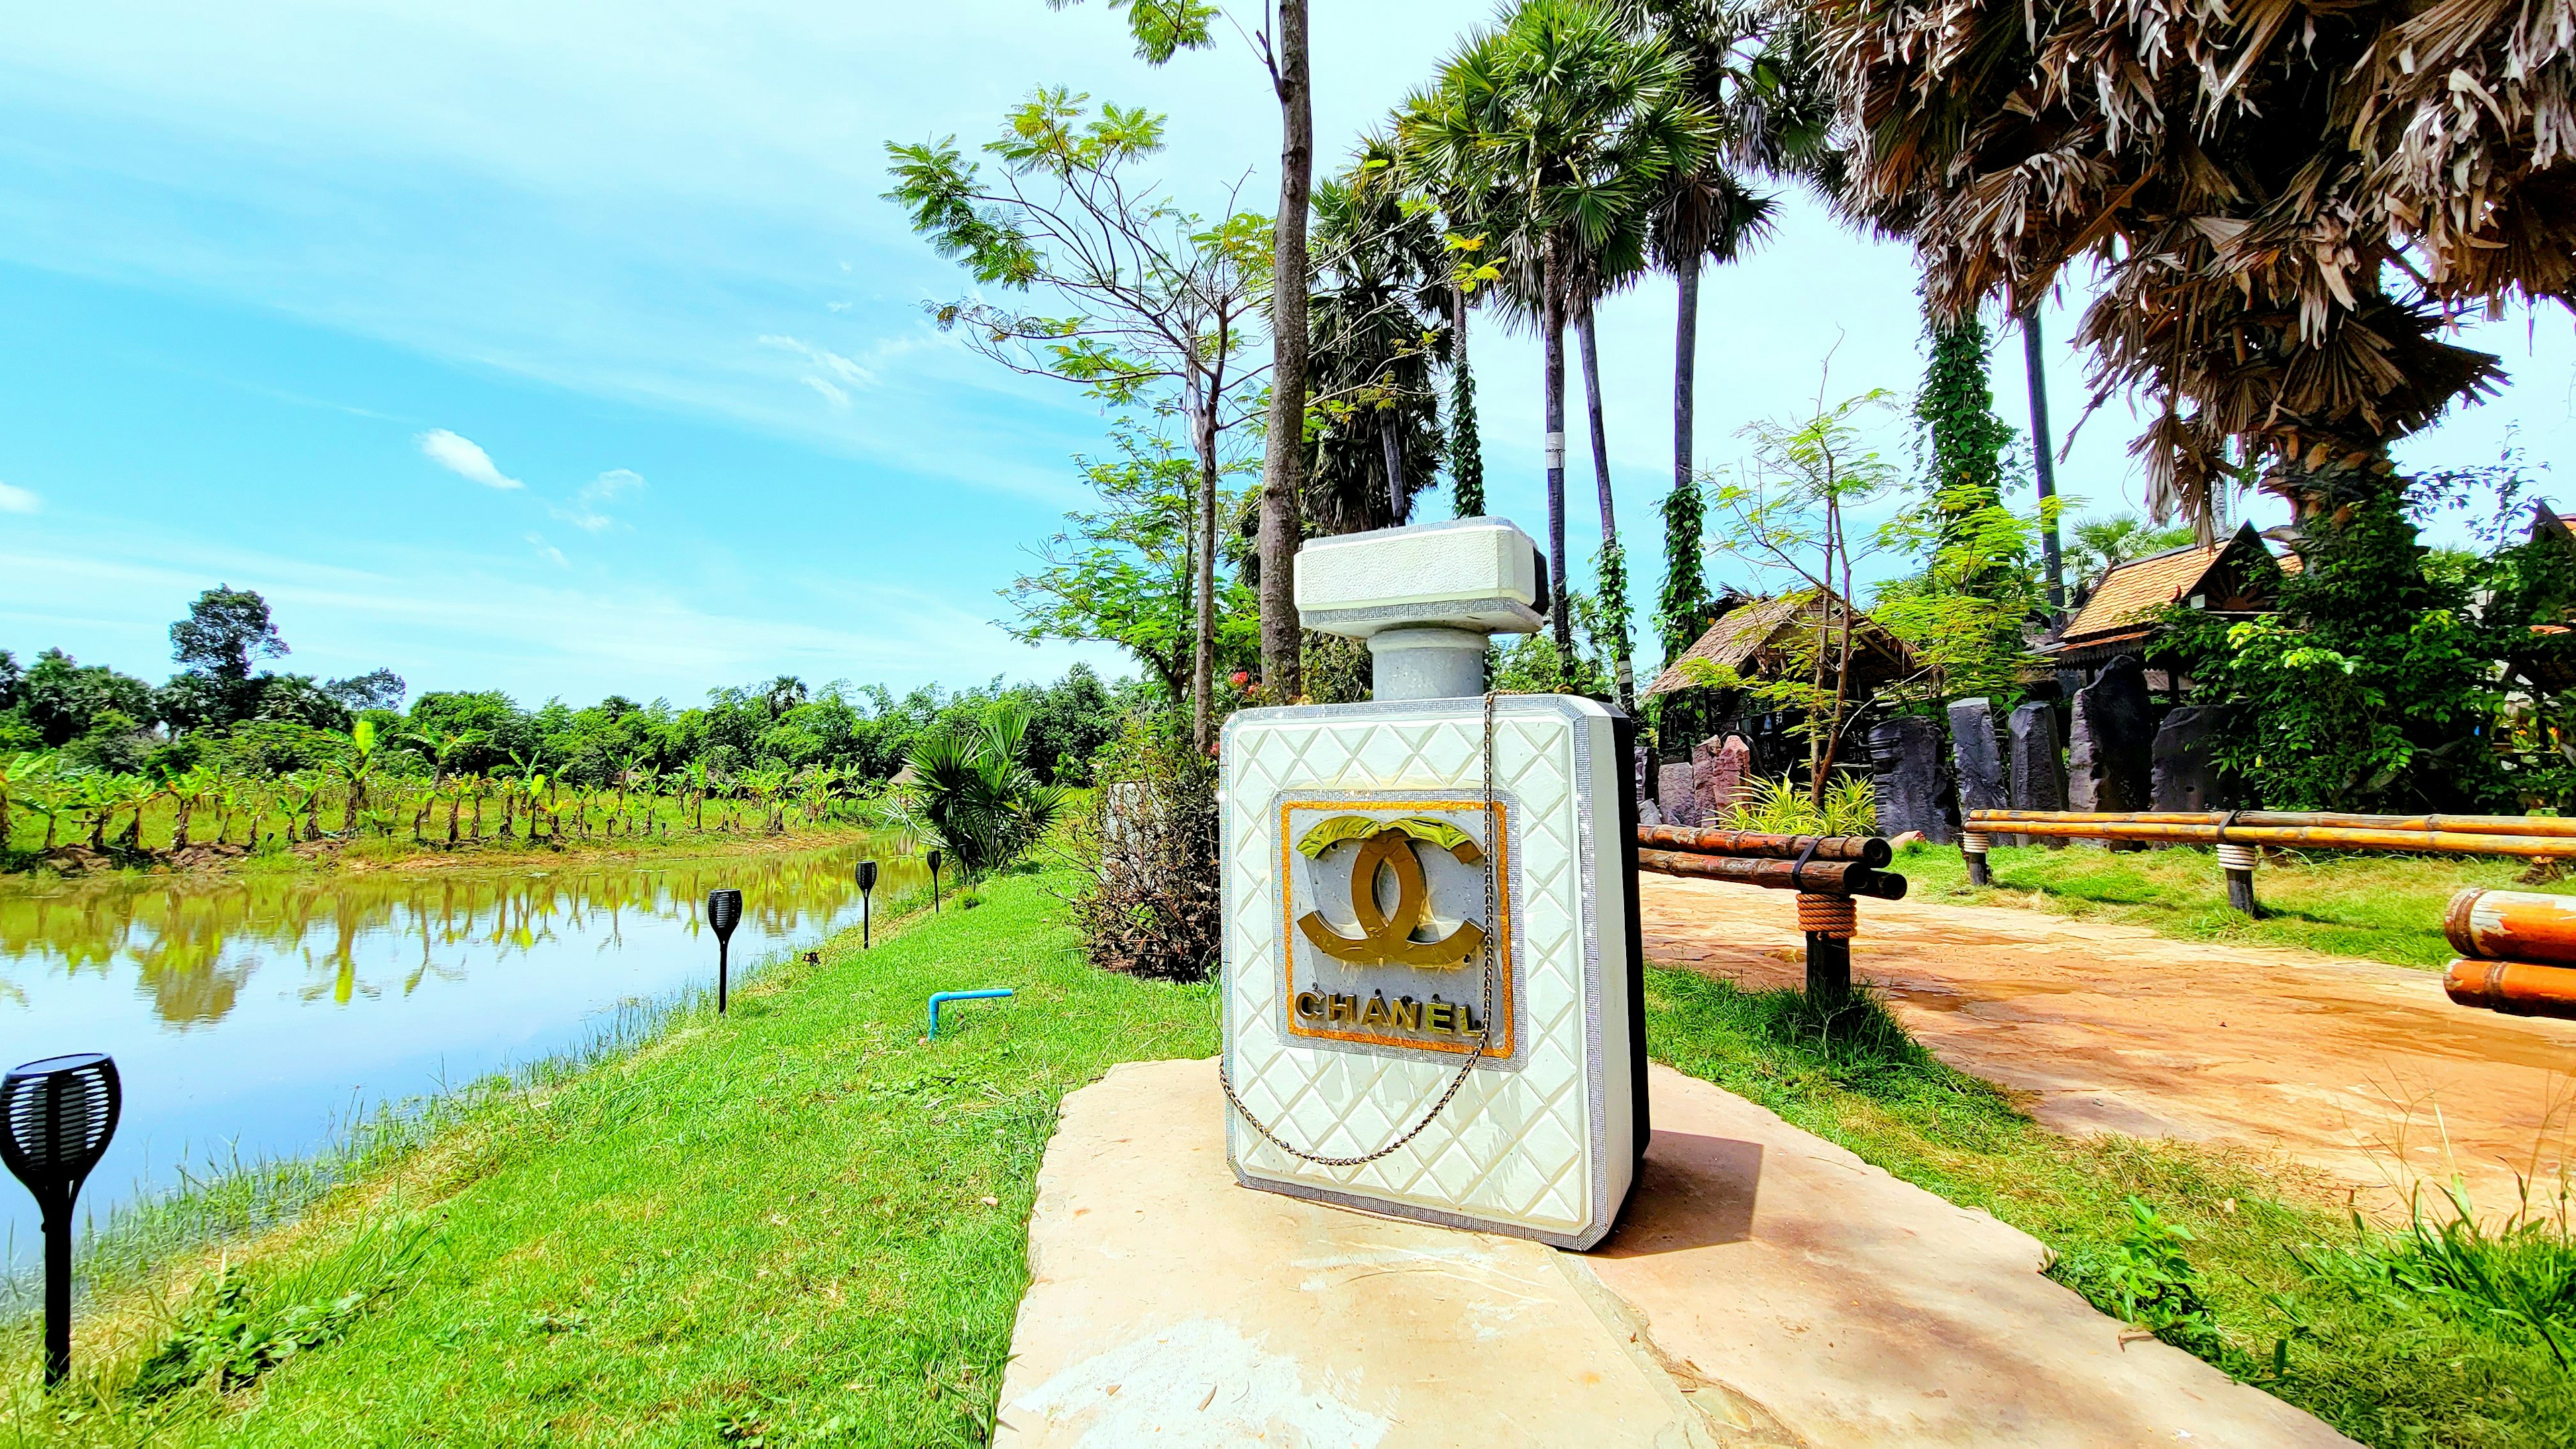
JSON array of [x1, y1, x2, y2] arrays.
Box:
[[1218, 690, 1501, 1169]]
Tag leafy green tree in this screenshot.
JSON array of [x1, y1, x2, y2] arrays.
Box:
[[1689, 388, 1904, 803], [1050, 0, 1313, 701], [2156, 482, 2508, 812], [170, 586, 286, 684], [1914, 309, 2017, 579], [1004, 423, 1258, 700], [18, 649, 156, 747], [888, 90, 1269, 752], [323, 668, 407, 712]]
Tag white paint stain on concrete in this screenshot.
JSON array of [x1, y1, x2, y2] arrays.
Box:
[[1008, 1316, 1390, 1448]]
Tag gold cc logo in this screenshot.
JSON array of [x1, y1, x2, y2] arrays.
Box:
[[1295, 816, 1489, 969]]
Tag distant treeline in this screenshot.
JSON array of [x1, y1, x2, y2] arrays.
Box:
[[0, 586, 1146, 791]]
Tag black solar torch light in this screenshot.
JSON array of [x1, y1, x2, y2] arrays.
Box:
[[855, 859, 879, 949], [706, 888, 743, 1014], [1, 1053, 122, 1389], [927, 849, 943, 912]]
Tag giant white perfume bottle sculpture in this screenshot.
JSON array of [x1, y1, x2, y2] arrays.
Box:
[[1219, 518, 1644, 1248]]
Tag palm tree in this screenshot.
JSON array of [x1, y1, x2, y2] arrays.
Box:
[[1817, 0, 2538, 527], [1308, 140, 1454, 535], [1401, 0, 1715, 667], [890, 700, 1068, 877]]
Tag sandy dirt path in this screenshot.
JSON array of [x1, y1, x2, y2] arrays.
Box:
[[1640, 874, 2576, 1219]]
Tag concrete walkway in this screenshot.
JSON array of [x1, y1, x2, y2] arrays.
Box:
[[995, 1058, 2353, 1448], [1641, 873, 2576, 1220]]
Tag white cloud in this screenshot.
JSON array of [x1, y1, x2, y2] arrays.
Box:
[[525, 531, 568, 568], [762, 333, 875, 408], [551, 468, 647, 532], [0, 481, 39, 514], [417, 429, 524, 490]]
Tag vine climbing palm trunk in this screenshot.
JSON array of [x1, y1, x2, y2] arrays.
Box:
[[1577, 306, 1632, 708], [1450, 290, 1484, 517]]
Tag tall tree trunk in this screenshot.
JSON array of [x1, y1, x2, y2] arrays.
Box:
[[1256, 0, 1313, 699], [1450, 291, 1484, 518], [1379, 411, 1406, 525], [1543, 238, 1572, 666], [2019, 307, 2066, 621], [1193, 398, 1219, 753], [1577, 307, 1632, 708]]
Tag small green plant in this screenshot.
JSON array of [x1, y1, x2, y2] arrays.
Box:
[[2046, 1197, 2224, 1354], [1721, 773, 1877, 837], [2292, 1176, 2576, 1369], [128, 1218, 430, 1401]]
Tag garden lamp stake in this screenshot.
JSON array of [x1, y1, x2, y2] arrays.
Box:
[[0, 1054, 122, 1389], [855, 859, 879, 949], [706, 888, 742, 1014], [928, 849, 943, 912]]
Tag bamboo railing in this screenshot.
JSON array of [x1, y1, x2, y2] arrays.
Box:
[[1634, 827, 1907, 998], [2443, 888, 2576, 1021], [1964, 810, 2575, 860]]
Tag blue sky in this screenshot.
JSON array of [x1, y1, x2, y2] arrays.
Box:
[[0, 1, 2566, 706]]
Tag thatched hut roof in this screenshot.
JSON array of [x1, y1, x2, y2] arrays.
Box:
[[1642, 591, 1916, 700]]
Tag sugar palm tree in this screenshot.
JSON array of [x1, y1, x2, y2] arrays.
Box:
[[1400, 0, 1715, 667], [1309, 138, 1453, 535], [1817, 0, 2543, 527]]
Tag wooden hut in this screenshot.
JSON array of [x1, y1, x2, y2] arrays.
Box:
[[2044, 522, 2298, 690], [1642, 590, 1917, 778]]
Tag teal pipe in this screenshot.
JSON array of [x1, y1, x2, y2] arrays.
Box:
[[927, 988, 1013, 1040]]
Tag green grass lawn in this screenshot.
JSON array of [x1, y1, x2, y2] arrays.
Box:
[[9, 873, 2565, 1446], [1898, 840, 2576, 968]]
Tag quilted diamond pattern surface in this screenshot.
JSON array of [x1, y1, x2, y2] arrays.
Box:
[[1223, 698, 1609, 1238]]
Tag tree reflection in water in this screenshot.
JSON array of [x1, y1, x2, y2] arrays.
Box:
[[0, 844, 926, 1029]]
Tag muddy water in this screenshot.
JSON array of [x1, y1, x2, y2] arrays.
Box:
[[0, 842, 927, 1254]]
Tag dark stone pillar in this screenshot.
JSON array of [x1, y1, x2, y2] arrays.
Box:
[[1870, 714, 1953, 844], [1947, 697, 2007, 828], [2008, 701, 2068, 849], [2151, 706, 2221, 812], [2068, 654, 2155, 818]]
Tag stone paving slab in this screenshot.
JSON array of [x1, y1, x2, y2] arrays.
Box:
[[995, 1057, 2355, 1448]]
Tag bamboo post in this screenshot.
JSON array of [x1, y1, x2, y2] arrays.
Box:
[[2216, 841, 2261, 917], [1960, 829, 1992, 888], [1798, 894, 1858, 1001]]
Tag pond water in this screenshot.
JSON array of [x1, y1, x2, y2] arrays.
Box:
[[0, 841, 926, 1258]]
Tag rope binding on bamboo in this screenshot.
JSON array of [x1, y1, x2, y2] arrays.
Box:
[[1796, 894, 1858, 939]]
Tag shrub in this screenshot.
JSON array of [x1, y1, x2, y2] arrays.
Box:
[[1067, 714, 1220, 981]]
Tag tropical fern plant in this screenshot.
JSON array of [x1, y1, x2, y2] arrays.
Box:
[[889, 700, 1069, 876]]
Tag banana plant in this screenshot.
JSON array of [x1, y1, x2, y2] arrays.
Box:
[[165, 763, 220, 849], [323, 718, 391, 835], [0, 751, 61, 853], [276, 773, 323, 844], [680, 759, 712, 830]]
